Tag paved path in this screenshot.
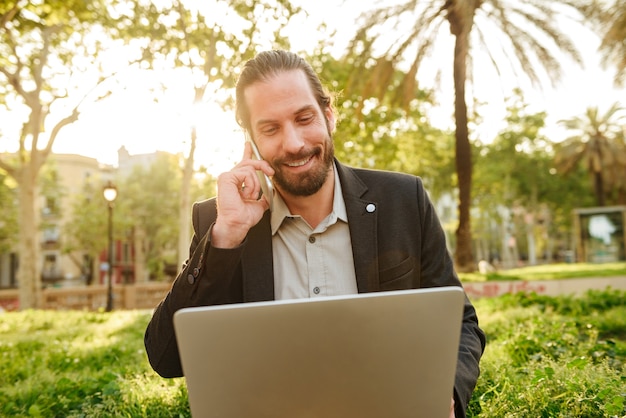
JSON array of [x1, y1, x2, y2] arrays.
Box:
[[463, 276, 626, 299]]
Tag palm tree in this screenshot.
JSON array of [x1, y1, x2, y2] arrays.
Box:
[[555, 103, 626, 206], [584, 0, 626, 86], [342, 1, 586, 272]]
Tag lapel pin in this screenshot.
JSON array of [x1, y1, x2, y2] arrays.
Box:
[[366, 203, 376, 213]]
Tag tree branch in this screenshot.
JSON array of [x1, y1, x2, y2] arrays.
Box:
[[0, 6, 35, 106], [33, 25, 59, 96], [0, 156, 17, 176], [0, 1, 20, 30], [0, 65, 31, 104], [41, 107, 79, 160], [41, 71, 118, 160]]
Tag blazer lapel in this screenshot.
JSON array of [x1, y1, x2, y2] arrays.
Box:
[[336, 162, 380, 293], [241, 211, 275, 302]]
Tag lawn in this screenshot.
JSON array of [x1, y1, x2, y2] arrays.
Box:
[[1, 266, 625, 417], [469, 289, 626, 416], [459, 261, 626, 282]]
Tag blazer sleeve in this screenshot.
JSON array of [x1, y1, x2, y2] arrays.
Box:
[[144, 199, 245, 378]]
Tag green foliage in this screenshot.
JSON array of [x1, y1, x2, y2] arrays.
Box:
[[470, 289, 626, 417], [62, 176, 108, 256], [38, 159, 66, 230], [61, 173, 110, 284], [119, 0, 302, 110], [586, 0, 626, 87], [0, 309, 189, 417], [1, 289, 625, 417], [60, 154, 218, 284], [0, 0, 126, 109], [315, 52, 456, 199], [116, 153, 182, 279], [342, 0, 592, 270], [460, 262, 626, 282], [0, 169, 18, 253], [554, 102, 626, 206], [189, 169, 217, 202], [1, 0, 159, 307], [472, 90, 597, 264]]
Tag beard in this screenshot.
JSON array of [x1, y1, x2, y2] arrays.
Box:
[[270, 135, 335, 197]]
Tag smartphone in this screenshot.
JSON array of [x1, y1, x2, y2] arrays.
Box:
[[245, 131, 274, 211]]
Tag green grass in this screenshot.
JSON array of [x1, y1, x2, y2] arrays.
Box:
[[1, 289, 625, 417], [469, 289, 626, 417], [460, 261, 626, 282], [0, 310, 189, 417]]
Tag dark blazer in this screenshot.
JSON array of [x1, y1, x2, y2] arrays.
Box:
[[145, 161, 485, 417]]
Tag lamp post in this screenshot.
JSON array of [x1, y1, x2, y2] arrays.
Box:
[[103, 181, 118, 312]]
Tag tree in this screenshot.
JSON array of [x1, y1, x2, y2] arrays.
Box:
[[0, 1, 131, 308], [116, 153, 182, 281], [342, 1, 587, 271], [311, 52, 456, 197], [555, 103, 626, 206], [0, 167, 18, 255], [120, 0, 300, 272], [585, 0, 626, 86], [62, 178, 108, 286], [474, 89, 595, 267]]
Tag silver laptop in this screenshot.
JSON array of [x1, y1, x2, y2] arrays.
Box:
[[173, 287, 464, 418]]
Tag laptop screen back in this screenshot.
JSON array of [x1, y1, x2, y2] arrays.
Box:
[[173, 287, 464, 418]]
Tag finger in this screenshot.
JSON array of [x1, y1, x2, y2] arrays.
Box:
[[242, 137, 253, 160], [233, 153, 275, 181], [238, 169, 261, 200], [219, 166, 258, 199]]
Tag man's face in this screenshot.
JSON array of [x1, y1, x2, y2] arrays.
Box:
[[244, 70, 335, 197]]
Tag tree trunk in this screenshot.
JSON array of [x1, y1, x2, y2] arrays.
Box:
[[133, 227, 148, 282], [544, 215, 554, 263], [502, 228, 512, 268], [593, 171, 605, 206], [178, 125, 196, 271], [449, 4, 476, 272], [17, 162, 43, 309], [525, 215, 537, 266]]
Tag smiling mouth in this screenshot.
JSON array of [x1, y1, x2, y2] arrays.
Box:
[[286, 156, 312, 167]]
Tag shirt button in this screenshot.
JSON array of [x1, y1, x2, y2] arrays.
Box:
[[187, 274, 195, 285], [313, 287, 320, 294], [308, 236, 316, 243]]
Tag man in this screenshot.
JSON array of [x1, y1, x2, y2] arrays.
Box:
[[145, 50, 485, 417]]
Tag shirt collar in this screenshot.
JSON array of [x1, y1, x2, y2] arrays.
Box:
[[270, 162, 348, 235]]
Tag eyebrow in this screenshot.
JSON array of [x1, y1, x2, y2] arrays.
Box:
[[293, 104, 317, 116]]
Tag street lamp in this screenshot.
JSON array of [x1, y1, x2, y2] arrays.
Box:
[[103, 181, 117, 312]]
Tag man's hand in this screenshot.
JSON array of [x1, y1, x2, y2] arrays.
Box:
[[449, 397, 455, 418], [211, 141, 274, 249]]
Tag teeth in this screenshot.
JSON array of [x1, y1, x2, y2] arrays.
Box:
[[287, 157, 311, 167]]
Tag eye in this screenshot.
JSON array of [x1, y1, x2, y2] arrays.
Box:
[[297, 113, 314, 124], [261, 126, 278, 136]]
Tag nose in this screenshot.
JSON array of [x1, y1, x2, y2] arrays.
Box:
[[281, 124, 305, 154]]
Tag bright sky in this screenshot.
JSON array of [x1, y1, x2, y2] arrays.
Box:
[[4, 1, 625, 176]]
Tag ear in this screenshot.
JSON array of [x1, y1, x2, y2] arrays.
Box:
[[325, 107, 336, 133]]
